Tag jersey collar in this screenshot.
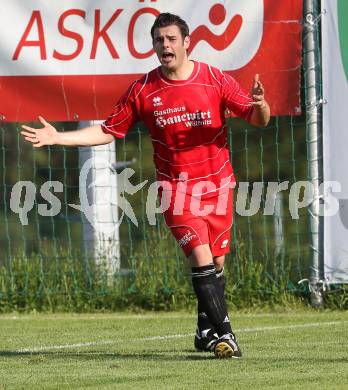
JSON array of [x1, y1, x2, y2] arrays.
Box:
[[157, 61, 200, 86]]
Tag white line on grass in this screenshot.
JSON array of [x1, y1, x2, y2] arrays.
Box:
[[17, 340, 115, 353], [236, 320, 348, 333], [15, 320, 348, 354]]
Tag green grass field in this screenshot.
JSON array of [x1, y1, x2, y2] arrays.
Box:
[[0, 310, 347, 389]]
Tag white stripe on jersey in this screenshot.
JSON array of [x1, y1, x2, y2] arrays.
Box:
[[102, 73, 150, 134], [208, 66, 253, 110], [109, 73, 149, 118], [191, 174, 234, 196], [101, 128, 126, 137], [154, 143, 227, 167], [156, 158, 230, 182], [229, 101, 253, 107], [152, 126, 226, 151], [212, 223, 233, 247], [102, 114, 132, 128], [160, 174, 234, 197], [223, 73, 253, 102], [146, 83, 218, 99], [156, 62, 201, 86], [109, 80, 137, 117], [134, 72, 149, 99], [208, 64, 223, 86]]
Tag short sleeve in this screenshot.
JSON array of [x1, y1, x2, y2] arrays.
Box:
[[221, 72, 254, 121], [101, 80, 141, 138]]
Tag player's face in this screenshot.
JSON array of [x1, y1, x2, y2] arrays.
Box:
[[153, 25, 190, 72]]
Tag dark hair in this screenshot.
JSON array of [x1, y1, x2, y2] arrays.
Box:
[[151, 13, 189, 40]]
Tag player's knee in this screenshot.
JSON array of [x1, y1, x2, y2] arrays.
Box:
[[189, 244, 213, 266], [213, 255, 225, 271]]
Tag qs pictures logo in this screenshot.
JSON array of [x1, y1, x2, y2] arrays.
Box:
[[337, 0, 348, 82]]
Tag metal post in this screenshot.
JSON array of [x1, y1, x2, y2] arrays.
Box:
[[78, 120, 120, 278], [274, 191, 284, 258], [303, 0, 324, 307]]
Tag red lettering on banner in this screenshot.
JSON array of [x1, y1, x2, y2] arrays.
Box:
[[53, 9, 86, 61], [13, 11, 47, 60], [1, 0, 303, 121], [128, 8, 159, 59], [90, 9, 122, 59]]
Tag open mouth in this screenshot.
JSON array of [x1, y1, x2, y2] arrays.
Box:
[[161, 52, 175, 62]]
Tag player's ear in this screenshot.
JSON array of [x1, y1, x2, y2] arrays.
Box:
[[184, 35, 190, 50]]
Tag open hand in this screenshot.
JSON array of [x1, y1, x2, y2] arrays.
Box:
[[21, 116, 58, 147], [251, 74, 266, 108]]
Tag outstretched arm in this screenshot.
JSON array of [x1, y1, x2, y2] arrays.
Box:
[[21, 116, 114, 148], [249, 74, 270, 127]]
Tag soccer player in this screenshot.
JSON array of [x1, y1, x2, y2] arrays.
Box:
[[21, 13, 270, 358]]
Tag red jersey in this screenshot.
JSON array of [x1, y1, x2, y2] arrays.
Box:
[[102, 61, 253, 197]]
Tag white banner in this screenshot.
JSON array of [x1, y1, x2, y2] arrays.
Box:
[[0, 0, 263, 76], [322, 0, 348, 283]]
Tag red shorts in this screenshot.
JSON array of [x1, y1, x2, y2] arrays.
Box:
[[162, 189, 233, 257]]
